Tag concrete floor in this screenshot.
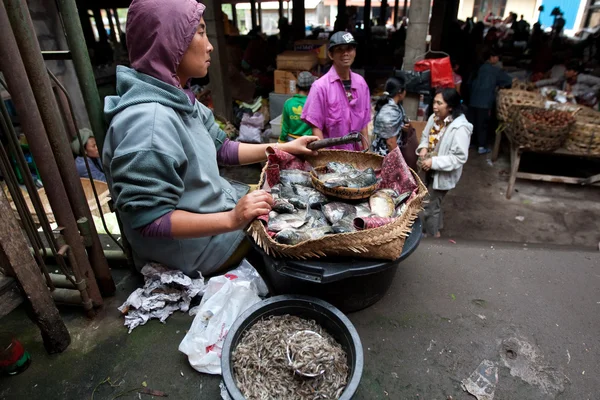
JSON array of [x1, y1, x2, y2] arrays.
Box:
[[443, 150, 600, 249], [1, 242, 599, 399]]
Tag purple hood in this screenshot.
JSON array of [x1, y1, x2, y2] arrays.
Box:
[[126, 0, 205, 89]]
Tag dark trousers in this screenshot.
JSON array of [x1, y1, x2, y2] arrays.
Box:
[[470, 107, 491, 148]]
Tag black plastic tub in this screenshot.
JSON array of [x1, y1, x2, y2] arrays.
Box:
[[251, 218, 422, 313], [222, 295, 364, 400]]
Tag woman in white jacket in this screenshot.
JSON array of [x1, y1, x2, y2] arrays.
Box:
[[417, 88, 473, 237]]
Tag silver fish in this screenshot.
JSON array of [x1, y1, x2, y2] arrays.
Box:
[[354, 203, 373, 218], [305, 208, 329, 228], [293, 185, 329, 208], [272, 198, 294, 213], [369, 191, 395, 218], [278, 183, 307, 209], [280, 169, 312, 187], [267, 210, 307, 232], [274, 225, 333, 245], [324, 168, 377, 189], [322, 202, 356, 224], [394, 203, 408, 218], [378, 188, 411, 206], [326, 162, 356, 174], [332, 216, 356, 233]]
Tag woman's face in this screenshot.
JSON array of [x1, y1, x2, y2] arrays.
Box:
[[85, 137, 99, 159], [433, 93, 451, 119], [177, 17, 213, 82], [394, 89, 406, 103]]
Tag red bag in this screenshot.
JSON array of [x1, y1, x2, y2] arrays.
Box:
[[414, 57, 455, 88]]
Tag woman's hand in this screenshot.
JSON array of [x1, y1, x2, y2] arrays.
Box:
[[422, 158, 433, 171], [280, 136, 319, 156], [229, 190, 274, 230], [402, 122, 411, 132]]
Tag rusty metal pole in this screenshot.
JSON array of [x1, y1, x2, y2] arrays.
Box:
[[0, 0, 103, 307], [55, 0, 107, 153], [5, 0, 115, 296]]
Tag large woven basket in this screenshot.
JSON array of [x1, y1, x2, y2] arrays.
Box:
[[496, 89, 544, 122], [507, 106, 574, 152], [248, 150, 427, 260], [564, 111, 600, 156]]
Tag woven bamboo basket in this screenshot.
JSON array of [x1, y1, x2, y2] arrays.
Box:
[[248, 150, 427, 260], [310, 166, 378, 200], [507, 106, 575, 152], [564, 112, 600, 156], [496, 89, 544, 122], [511, 80, 538, 92]]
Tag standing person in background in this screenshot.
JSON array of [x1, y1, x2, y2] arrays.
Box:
[[372, 77, 419, 169], [451, 58, 463, 95], [468, 49, 514, 154], [71, 128, 106, 182], [302, 31, 371, 151], [417, 88, 472, 238], [279, 72, 316, 143], [372, 77, 406, 153]]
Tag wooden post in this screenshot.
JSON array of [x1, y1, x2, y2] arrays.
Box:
[[279, 0, 284, 19], [380, 0, 388, 25], [364, 0, 372, 37], [403, 0, 431, 119], [258, 1, 262, 29], [0, 190, 71, 354], [292, 0, 305, 40], [204, 0, 233, 120], [403, 0, 408, 17], [92, 8, 108, 43], [250, 0, 257, 30], [337, 0, 346, 27], [394, 0, 399, 27], [231, 4, 238, 29], [105, 9, 117, 44]]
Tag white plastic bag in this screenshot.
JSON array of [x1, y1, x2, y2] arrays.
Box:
[[238, 112, 264, 143], [178, 260, 268, 374]]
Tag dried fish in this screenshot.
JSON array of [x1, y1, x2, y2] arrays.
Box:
[[232, 315, 349, 400]]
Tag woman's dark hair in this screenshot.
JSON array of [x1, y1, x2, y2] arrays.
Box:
[[565, 60, 582, 73], [436, 88, 465, 119], [375, 77, 406, 112]]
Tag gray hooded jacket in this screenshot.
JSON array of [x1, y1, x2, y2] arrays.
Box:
[[103, 0, 245, 276]]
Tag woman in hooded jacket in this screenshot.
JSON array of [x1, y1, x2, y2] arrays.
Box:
[[103, 0, 317, 276]]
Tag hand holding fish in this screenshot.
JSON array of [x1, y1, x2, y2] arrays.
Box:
[[279, 136, 320, 156], [230, 190, 274, 229]]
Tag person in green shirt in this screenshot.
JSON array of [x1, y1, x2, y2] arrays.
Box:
[[279, 71, 316, 142]]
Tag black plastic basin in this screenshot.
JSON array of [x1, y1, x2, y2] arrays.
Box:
[[222, 295, 364, 400], [251, 217, 422, 312]]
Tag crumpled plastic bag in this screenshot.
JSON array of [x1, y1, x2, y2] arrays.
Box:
[[118, 264, 206, 333], [238, 112, 264, 143], [179, 260, 268, 375]]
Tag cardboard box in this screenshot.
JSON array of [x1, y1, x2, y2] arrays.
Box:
[[294, 39, 328, 60], [274, 70, 297, 94], [276, 51, 318, 71]]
